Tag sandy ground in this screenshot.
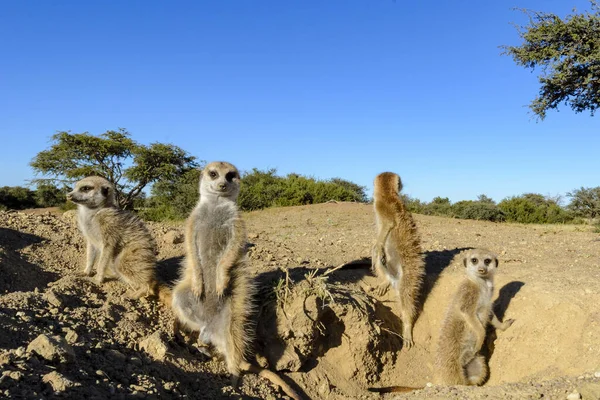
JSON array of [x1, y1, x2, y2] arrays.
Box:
[[1, 202, 599, 399]]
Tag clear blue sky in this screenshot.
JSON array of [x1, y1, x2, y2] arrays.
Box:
[[0, 0, 597, 203]]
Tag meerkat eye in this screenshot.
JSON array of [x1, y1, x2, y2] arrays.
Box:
[[80, 186, 92, 192], [208, 171, 218, 179], [484, 258, 492, 265], [225, 171, 237, 182], [471, 258, 478, 264]]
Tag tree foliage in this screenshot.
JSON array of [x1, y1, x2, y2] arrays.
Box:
[[498, 193, 574, 224], [142, 168, 369, 220], [567, 186, 600, 218], [238, 169, 368, 211], [503, 2, 600, 119], [30, 129, 198, 209]]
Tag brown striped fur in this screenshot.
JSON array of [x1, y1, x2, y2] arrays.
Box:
[[171, 162, 300, 400], [435, 249, 514, 385], [372, 172, 425, 349], [67, 176, 167, 301]]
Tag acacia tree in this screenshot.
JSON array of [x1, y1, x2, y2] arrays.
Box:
[[567, 186, 600, 218], [503, 1, 600, 119], [30, 129, 198, 209]]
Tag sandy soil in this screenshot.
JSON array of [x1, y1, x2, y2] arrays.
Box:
[[1, 203, 599, 399]]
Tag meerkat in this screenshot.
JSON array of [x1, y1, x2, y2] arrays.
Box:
[[371, 172, 425, 349], [369, 249, 515, 394], [435, 248, 514, 386], [170, 162, 301, 400], [67, 176, 167, 301]]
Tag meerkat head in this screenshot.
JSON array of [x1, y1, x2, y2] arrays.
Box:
[[374, 172, 403, 195], [199, 161, 241, 201], [463, 249, 498, 280], [67, 176, 116, 209]]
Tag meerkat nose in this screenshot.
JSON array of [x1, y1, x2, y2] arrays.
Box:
[[218, 183, 226, 190], [478, 267, 486, 274]]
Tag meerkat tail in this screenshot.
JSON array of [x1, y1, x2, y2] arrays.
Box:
[[368, 385, 421, 393], [239, 360, 302, 400]]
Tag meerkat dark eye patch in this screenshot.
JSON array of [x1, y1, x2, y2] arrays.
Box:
[[209, 170, 218, 179], [484, 258, 492, 265], [225, 171, 237, 182], [101, 186, 110, 197], [471, 258, 478, 264]]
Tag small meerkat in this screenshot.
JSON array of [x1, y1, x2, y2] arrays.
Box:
[[171, 162, 300, 400], [435, 248, 514, 386], [369, 249, 515, 394], [372, 172, 425, 349], [67, 176, 166, 301]]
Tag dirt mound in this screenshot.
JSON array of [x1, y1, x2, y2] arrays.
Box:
[[1, 205, 599, 399]]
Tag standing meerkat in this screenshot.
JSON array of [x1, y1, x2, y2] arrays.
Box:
[[435, 248, 514, 386], [171, 162, 301, 400], [67, 176, 167, 301], [369, 249, 515, 394], [372, 172, 425, 349]]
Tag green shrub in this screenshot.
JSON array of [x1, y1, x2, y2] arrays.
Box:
[[0, 186, 37, 210], [141, 167, 368, 220], [567, 187, 600, 218], [238, 169, 367, 211], [422, 197, 453, 217], [499, 193, 574, 224], [401, 195, 426, 214], [141, 168, 201, 221], [452, 200, 505, 222]]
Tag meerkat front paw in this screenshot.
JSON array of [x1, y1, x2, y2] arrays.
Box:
[[215, 268, 229, 297], [82, 268, 94, 277], [191, 283, 203, 300], [500, 318, 515, 331], [94, 275, 105, 285], [372, 282, 390, 296]]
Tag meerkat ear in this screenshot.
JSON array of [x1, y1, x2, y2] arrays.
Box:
[[463, 256, 468, 268], [101, 186, 110, 197], [397, 175, 403, 192], [495, 258, 499, 268]]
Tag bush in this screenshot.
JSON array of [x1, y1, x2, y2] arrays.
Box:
[[140, 168, 201, 221], [238, 169, 367, 211], [422, 197, 453, 217], [141, 167, 368, 220], [0, 186, 37, 210], [567, 187, 600, 218], [35, 183, 68, 207], [401, 195, 426, 214], [499, 193, 574, 224], [452, 200, 505, 222]]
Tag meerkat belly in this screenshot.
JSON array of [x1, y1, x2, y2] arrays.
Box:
[[384, 232, 403, 286]]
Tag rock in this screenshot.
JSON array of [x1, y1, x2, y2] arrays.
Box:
[[26, 334, 75, 363], [579, 382, 600, 400], [594, 371, 600, 378], [248, 232, 260, 240], [1, 371, 23, 382], [43, 371, 76, 392], [139, 332, 168, 361], [43, 290, 63, 307], [567, 391, 582, 400], [64, 329, 79, 344], [164, 230, 184, 245], [106, 349, 127, 363]]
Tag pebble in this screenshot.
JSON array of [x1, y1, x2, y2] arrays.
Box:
[[567, 391, 581, 400], [595, 371, 600, 378]]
